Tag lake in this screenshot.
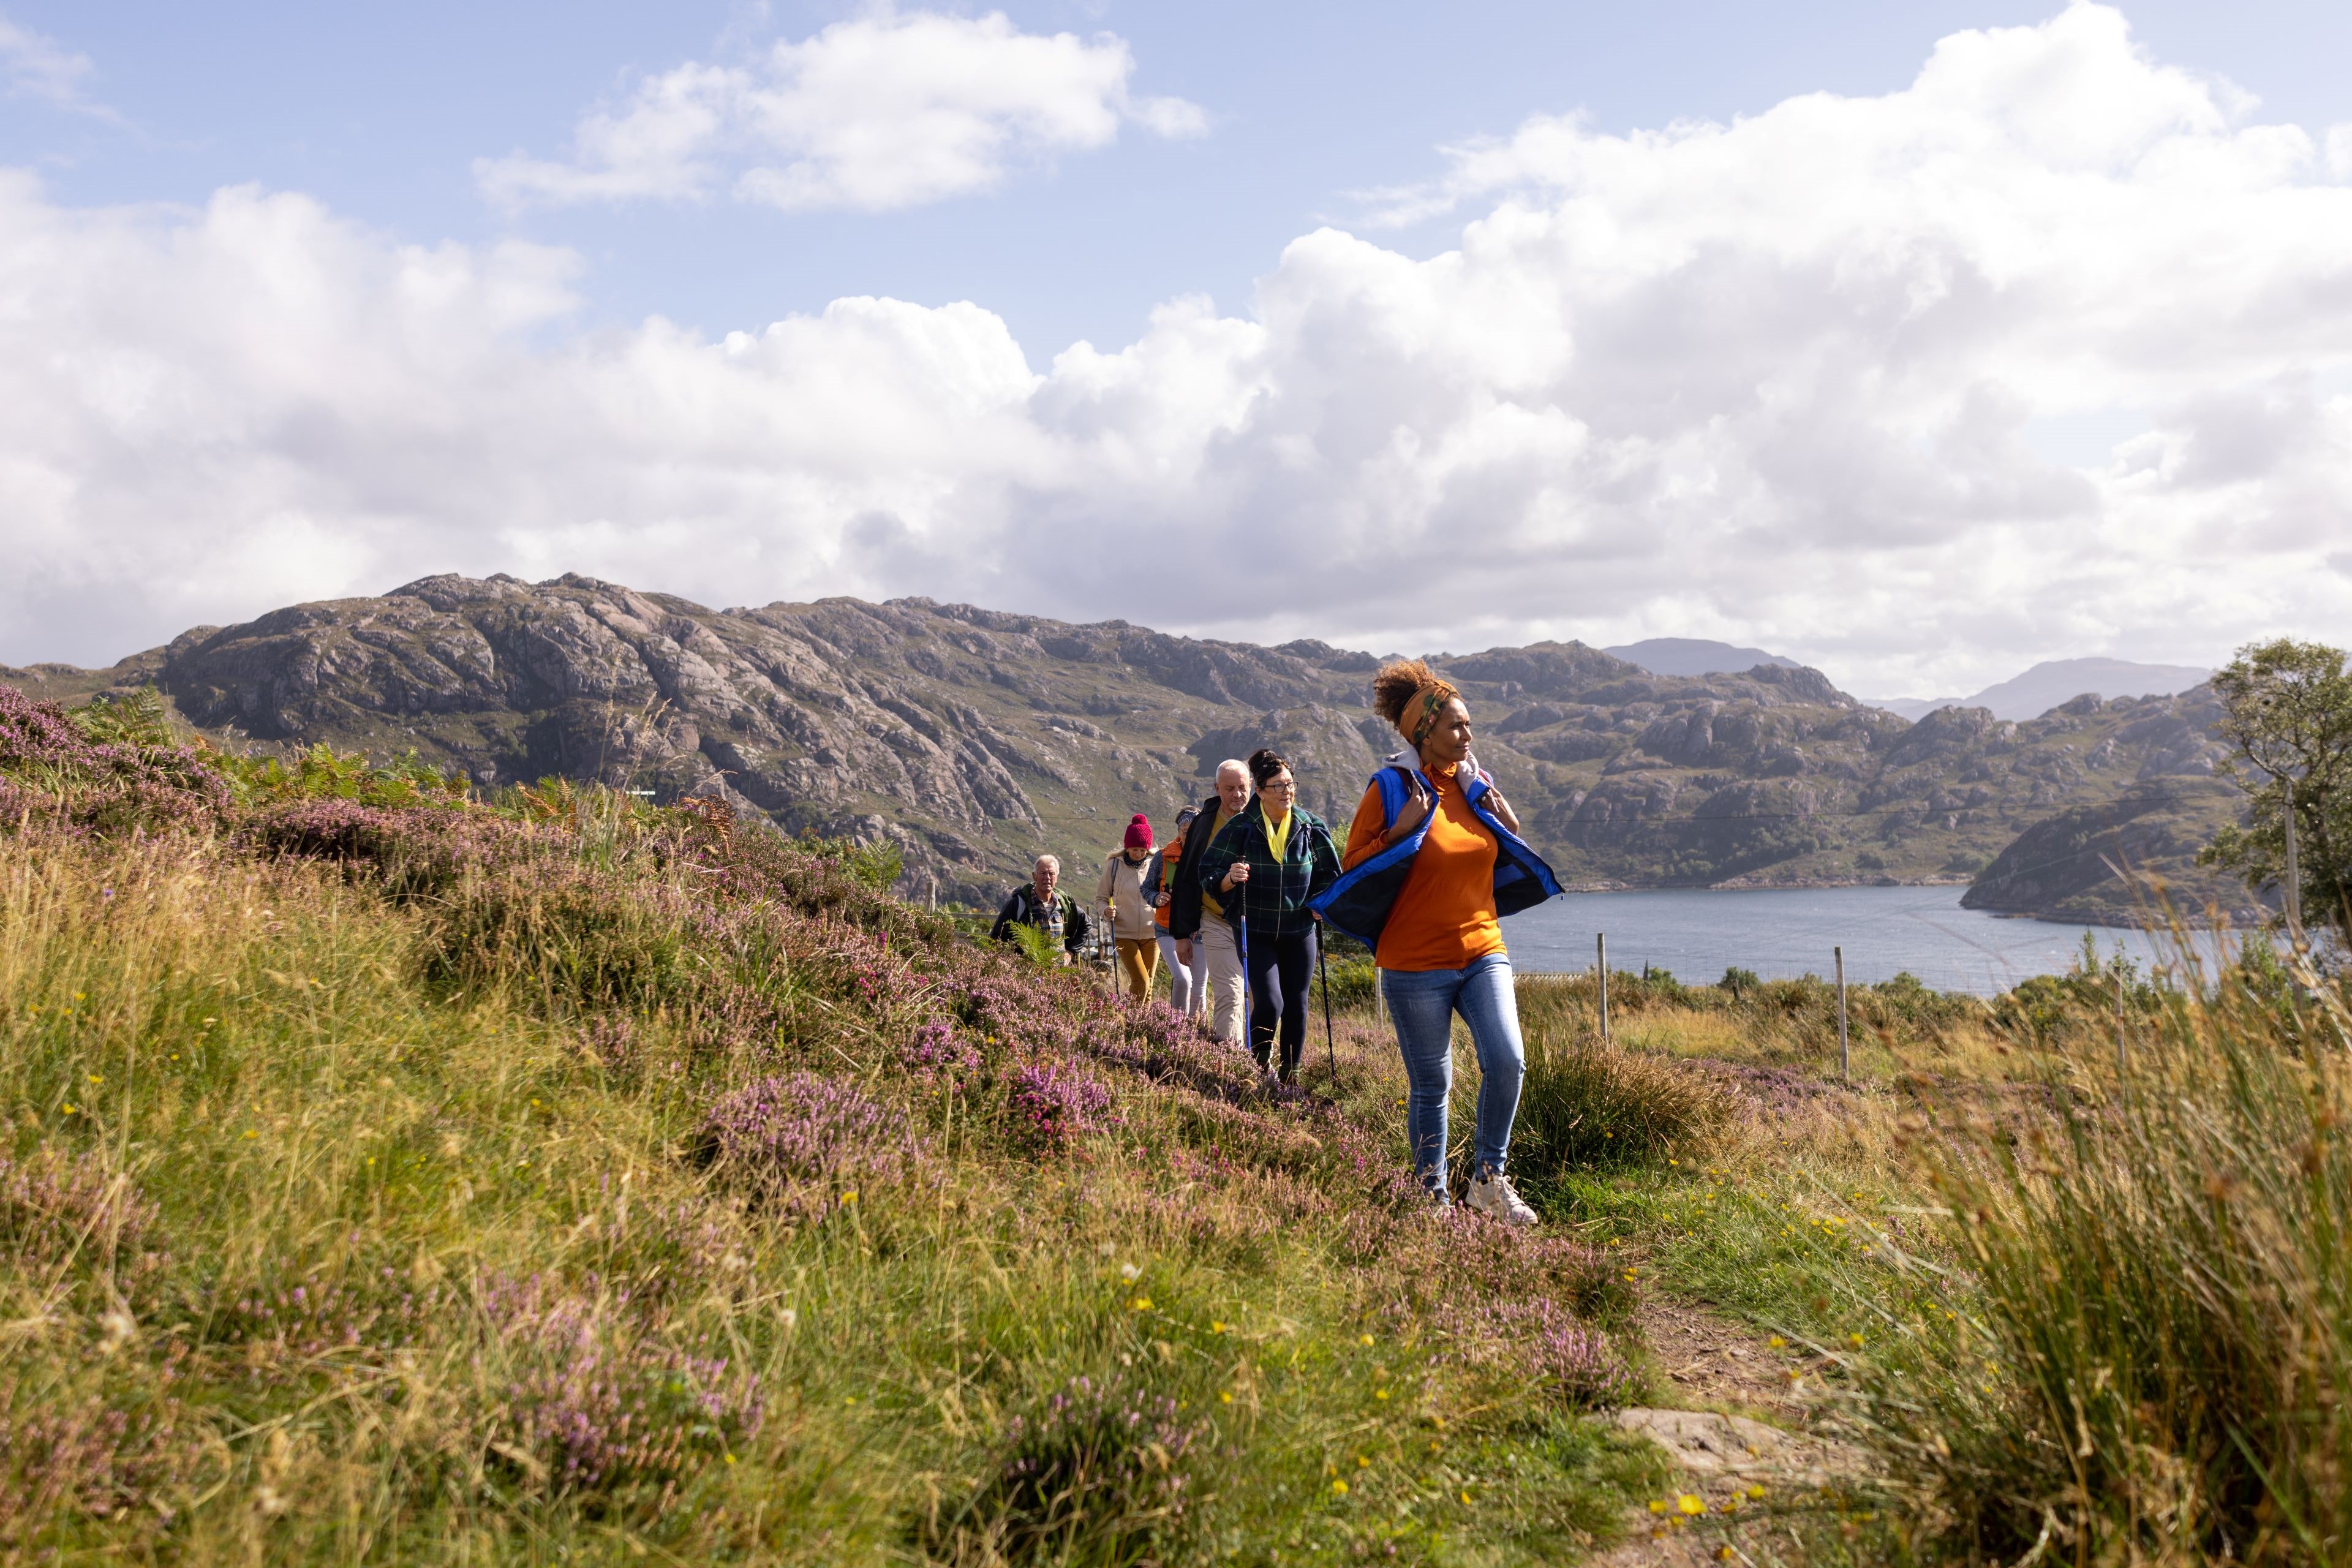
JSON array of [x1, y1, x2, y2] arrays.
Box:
[[1500, 886, 2203, 997]]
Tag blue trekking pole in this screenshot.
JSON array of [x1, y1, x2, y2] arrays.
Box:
[[1236, 911, 1253, 1071]]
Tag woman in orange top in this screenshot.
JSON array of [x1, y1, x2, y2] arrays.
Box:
[[1340, 660, 1540, 1225]]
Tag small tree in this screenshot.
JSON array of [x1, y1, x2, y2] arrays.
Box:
[[2201, 638, 2352, 936]]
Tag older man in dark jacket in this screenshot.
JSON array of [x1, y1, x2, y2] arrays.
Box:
[[990, 854, 1090, 962], [1166, 760, 1253, 1043]]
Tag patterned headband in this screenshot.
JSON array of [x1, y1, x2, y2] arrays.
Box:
[[1408, 681, 1460, 745]]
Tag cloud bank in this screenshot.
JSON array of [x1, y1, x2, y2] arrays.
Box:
[[477, 5, 1205, 211], [6, 5, 2352, 692]]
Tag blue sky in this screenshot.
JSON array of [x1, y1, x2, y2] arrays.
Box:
[[4, 2, 2352, 692], [15, 0, 2346, 357]]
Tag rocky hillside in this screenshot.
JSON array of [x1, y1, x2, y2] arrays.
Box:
[[3, 573, 2252, 918]]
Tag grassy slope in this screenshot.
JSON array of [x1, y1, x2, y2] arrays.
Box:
[[1, 797, 1689, 1563], [7, 682, 2341, 1565]]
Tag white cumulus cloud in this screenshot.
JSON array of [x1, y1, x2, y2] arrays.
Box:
[[4, 5, 2352, 698], [476, 4, 1205, 212]]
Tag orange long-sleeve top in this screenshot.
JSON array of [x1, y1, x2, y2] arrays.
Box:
[[1340, 762, 1505, 973]]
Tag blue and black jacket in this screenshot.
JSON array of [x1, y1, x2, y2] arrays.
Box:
[[1308, 760, 1564, 952]]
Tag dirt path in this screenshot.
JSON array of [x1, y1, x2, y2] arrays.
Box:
[[1589, 1298, 1869, 1567]]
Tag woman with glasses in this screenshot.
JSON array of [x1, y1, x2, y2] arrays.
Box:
[[1196, 748, 1343, 1081]]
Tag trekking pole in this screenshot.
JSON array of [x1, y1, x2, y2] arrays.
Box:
[[1317, 932, 1336, 1084], [1237, 913, 1253, 1070]]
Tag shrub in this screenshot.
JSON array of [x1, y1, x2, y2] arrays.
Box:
[[0, 1380, 187, 1539], [0, 1147, 157, 1273], [1005, 1063, 1120, 1156], [478, 1276, 763, 1505], [241, 796, 407, 862], [918, 1375, 1202, 1567], [902, 1020, 982, 1090], [222, 741, 469, 809], [0, 684, 229, 834], [1316, 954, 1378, 1011], [699, 1072, 922, 1211], [1506, 1035, 1726, 1179], [1474, 1299, 1636, 1411]]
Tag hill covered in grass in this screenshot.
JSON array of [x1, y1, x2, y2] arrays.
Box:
[[7, 676, 2349, 1564], [5, 575, 2256, 918], [0, 677, 1691, 1561]]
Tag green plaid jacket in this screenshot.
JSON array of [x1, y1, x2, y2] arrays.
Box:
[[1196, 801, 1341, 941]]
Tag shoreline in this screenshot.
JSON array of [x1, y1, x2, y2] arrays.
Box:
[[1550, 878, 2253, 932]]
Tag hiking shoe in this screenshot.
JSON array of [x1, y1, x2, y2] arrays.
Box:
[[1465, 1168, 1536, 1227]]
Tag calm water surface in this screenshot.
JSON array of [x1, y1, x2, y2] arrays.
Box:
[[1500, 886, 2201, 997]]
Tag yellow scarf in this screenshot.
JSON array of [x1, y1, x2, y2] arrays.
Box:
[[1264, 806, 1292, 865]]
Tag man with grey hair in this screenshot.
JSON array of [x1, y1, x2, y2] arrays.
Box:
[[1167, 760, 1254, 1044], [990, 853, 1090, 963]]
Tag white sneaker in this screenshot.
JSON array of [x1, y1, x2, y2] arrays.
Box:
[[1465, 1168, 1537, 1227]]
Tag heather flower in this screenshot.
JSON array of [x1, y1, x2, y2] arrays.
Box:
[[211, 1268, 445, 1373], [242, 797, 404, 862], [1005, 1062, 1120, 1156], [1460, 1298, 1637, 1411], [478, 1275, 762, 1499], [0, 1376, 188, 1536], [0, 1148, 158, 1274], [699, 1072, 922, 1210], [900, 1020, 981, 1089], [0, 683, 230, 835]]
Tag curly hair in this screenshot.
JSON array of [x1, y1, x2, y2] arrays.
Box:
[[1370, 658, 1463, 746], [1246, 748, 1291, 788]]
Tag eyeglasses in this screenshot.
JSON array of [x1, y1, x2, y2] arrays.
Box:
[[1261, 777, 1296, 793]]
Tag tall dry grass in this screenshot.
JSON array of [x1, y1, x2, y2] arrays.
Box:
[[1841, 947, 2352, 1564]]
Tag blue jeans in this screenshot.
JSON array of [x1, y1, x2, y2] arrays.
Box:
[[1382, 952, 1525, 1190]]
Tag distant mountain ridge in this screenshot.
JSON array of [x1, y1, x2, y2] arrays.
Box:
[[1603, 638, 1803, 677], [1, 576, 2253, 921], [1869, 657, 2214, 723]]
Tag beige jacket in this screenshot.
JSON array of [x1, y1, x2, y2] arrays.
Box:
[[1095, 850, 1158, 941]]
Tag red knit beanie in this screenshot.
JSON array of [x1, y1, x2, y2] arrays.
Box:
[[1123, 813, 1153, 851]]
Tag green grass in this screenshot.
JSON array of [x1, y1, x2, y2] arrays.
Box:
[[12, 679, 2352, 1564], [0, 752, 1663, 1563]]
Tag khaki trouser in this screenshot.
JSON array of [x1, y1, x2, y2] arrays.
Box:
[[1196, 914, 1246, 1045], [1114, 937, 1158, 1004]]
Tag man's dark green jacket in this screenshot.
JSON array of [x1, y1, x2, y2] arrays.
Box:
[[1196, 802, 1341, 941]]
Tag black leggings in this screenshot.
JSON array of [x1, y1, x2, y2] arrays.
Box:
[[1243, 927, 1315, 1076]]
